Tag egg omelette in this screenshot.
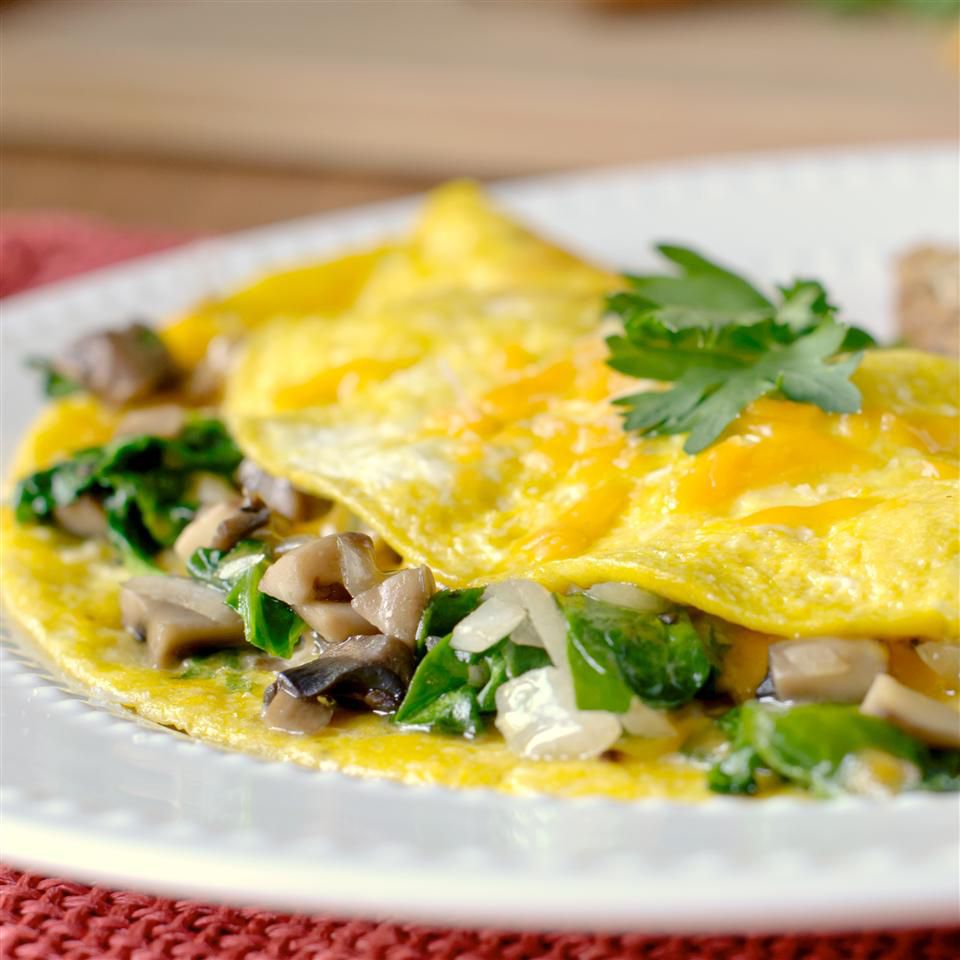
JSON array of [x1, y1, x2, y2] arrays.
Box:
[[2, 182, 958, 801]]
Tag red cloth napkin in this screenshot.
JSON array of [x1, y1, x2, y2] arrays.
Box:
[[2, 215, 958, 960]]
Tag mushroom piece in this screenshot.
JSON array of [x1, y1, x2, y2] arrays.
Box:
[[53, 495, 106, 538], [258, 532, 383, 606], [261, 687, 334, 735], [173, 499, 268, 562], [120, 575, 246, 668], [237, 459, 327, 522], [114, 403, 186, 439], [350, 566, 436, 646], [860, 674, 960, 748], [265, 634, 415, 714], [54, 322, 178, 406], [767, 638, 888, 703], [336, 532, 386, 596], [296, 601, 378, 644]]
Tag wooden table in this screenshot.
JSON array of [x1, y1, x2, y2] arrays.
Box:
[[1, 0, 957, 230]]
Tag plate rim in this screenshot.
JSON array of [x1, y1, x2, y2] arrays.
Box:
[[2, 142, 959, 932]]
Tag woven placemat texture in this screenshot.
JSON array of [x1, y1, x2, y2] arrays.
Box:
[[0, 214, 193, 298], [2, 215, 959, 960], [4, 867, 960, 960]]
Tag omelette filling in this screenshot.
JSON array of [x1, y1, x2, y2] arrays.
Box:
[[4, 182, 960, 800], [9, 349, 960, 798]]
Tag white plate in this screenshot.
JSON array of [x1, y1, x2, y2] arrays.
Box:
[[2, 145, 958, 933]]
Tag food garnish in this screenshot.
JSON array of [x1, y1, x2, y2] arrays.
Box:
[[606, 246, 876, 452]]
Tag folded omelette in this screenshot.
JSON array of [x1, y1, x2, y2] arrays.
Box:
[[3, 182, 958, 801]]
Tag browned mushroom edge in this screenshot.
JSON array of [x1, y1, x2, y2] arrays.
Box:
[[264, 635, 416, 717], [53, 323, 180, 407]]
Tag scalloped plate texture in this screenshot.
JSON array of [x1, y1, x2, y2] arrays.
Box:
[[2, 146, 959, 934]]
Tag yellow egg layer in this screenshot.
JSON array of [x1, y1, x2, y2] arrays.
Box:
[[1, 400, 711, 800], [3, 181, 958, 803], [224, 185, 959, 640]]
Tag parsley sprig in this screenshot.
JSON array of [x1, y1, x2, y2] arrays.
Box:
[[605, 246, 875, 453]]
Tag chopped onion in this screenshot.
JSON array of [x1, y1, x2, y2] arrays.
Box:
[[484, 578, 568, 669], [915, 641, 960, 687], [585, 581, 671, 614], [451, 597, 526, 654], [619, 698, 676, 739], [494, 666, 622, 760]]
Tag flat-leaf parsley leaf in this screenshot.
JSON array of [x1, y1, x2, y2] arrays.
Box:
[[606, 246, 875, 453]]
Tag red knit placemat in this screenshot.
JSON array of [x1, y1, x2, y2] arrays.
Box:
[[3, 867, 959, 960], [0, 213, 193, 298], [1, 215, 958, 960]]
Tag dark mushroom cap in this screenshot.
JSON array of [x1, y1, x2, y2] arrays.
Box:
[[265, 634, 415, 714], [56, 322, 179, 407]]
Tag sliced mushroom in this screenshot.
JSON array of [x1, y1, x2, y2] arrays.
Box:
[[54, 322, 178, 406], [266, 634, 415, 713], [296, 601, 377, 644], [860, 674, 960, 748], [237, 459, 327, 522], [120, 575, 246, 668], [336, 532, 386, 595], [173, 499, 268, 562], [261, 688, 334, 735], [114, 404, 186, 439], [53, 495, 106, 538], [259, 532, 383, 606], [768, 638, 888, 703], [351, 566, 436, 646]]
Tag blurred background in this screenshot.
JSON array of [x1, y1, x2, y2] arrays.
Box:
[[1, 0, 958, 231]]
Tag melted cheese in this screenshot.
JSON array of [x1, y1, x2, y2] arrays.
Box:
[[3, 181, 959, 803]]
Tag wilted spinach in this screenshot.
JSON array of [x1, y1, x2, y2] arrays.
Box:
[[395, 632, 550, 736], [13, 417, 242, 565], [707, 701, 944, 797], [558, 594, 712, 712], [415, 588, 484, 653]]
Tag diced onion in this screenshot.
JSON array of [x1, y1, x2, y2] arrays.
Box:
[[494, 666, 622, 760], [619, 698, 676, 739], [484, 579, 568, 669], [585, 581, 671, 614], [915, 641, 960, 687], [451, 597, 526, 653]]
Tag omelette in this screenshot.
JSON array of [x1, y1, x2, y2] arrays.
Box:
[[3, 182, 958, 801]]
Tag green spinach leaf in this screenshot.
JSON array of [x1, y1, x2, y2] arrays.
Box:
[[708, 702, 934, 796], [395, 632, 550, 736], [13, 417, 242, 562], [558, 594, 712, 712], [415, 587, 484, 652], [225, 559, 304, 659], [27, 358, 83, 398]]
